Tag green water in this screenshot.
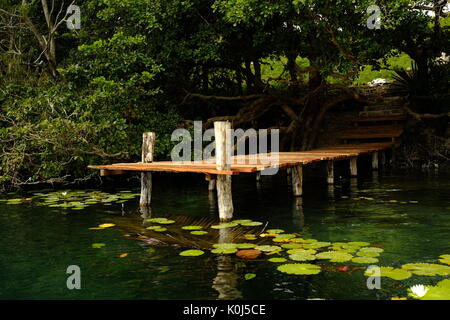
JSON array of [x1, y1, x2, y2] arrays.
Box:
[[1, 170, 449, 300]]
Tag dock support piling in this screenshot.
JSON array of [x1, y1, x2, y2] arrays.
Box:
[[214, 121, 234, 221], [380, 150, 386, 168], [350, 156, 358, 177], [140, 132, 156, 207], [327, 161, 334, 184], [372, 152, 379, 171], [291, 165, 303, 197]]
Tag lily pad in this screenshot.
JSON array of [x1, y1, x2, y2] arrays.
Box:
[[91, 243, 106, 249], [147, 218, 175, 224], [277, 263, 321, 275], [421, 279, 450, 300], [401, 263, 450, 276], [211, 248, 237, 254], [302, 242, 331, 249], [281, 243, 304, 249], [438, 254, 450, 265], [211, 222, 239, 229], [287, 248, 317, 255], [236, 249, 261, 259], [268, 257, 288, 263], [316, 251, 353, 263], [352, 257, 379, 264], [266, 229, 285, 234], [365, 266, 412, 280], [179, 249, 205, 257], [182, 226, 203, 230], [240, 221, 263, 227], [236, 243, 257, 249], [245, 273, 256, 280], [191, 231, 208, 236], [289, 252, 316, 262], [98, 223, 115, 228], [254, 245, 282, 252], [153, 227, 168, 232]]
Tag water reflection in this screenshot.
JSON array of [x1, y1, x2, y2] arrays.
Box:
[[211, 228, 242, 300], [292, 197, 305, 228]]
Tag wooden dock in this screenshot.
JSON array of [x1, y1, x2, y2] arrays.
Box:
[[88, 121, 402, 221]]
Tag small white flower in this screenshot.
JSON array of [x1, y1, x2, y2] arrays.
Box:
[[408, 284, 429, 299], [61, 192, 68, 196]]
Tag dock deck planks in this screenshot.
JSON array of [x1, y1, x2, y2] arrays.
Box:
[[88, 142, 394, 176]]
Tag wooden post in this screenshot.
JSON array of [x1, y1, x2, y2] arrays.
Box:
[[291, 165, 303, 197], [327, 160, 334, 184], [372, 152, 379, 171], [214, 121, 234, 221], [350, 157, 358, 177], [380, 150, 386, 168], [140, 132, 156, 207]]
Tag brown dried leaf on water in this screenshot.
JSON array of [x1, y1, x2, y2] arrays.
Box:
[[236, 249, 262, 259]]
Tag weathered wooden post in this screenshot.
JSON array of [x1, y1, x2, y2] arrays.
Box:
[[372, 152, 379, 171], [350, 156, 358, 177], [291, 164, 303, 197], [327, 160, 334, 184], [380, 150, 386, 168], [140, 132, 156, 207], [214, 121, 234, 221]]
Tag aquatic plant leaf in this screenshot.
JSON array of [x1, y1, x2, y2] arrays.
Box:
[[145, 248, 156, 255], [438, 254, 450, 265], [119, 253, 128, 258], [281, 243, 304, 249], [359, 247, 384, 253], [147, 218, 175, 224], [211, 248, 237, 254], [179, 249, 205, 257], [245, 273, 256, 280], [146, 226, 162, 230], [233, 219, 253, 224], [316, 251, 353, 262], [98, 223, 115, 228], [191, 231, 208, 236], [347, 242, 370, 247], [213, 243, 238, 249], [365, 266, 412, 280], [254, 245, 282, 252], [421, 280, 450, 300], [268, 257, 287, 263], [153, 227, 168, 232], [289, 252, 316, 262], [302, 242, 331, 249], [272, 234, 295, 240], [211, 222, 239, 229], [401, 263, 450, 276], [351, 257, 379, 264], [236, 249, 261, 259], [287, 248, 317, 255], [277, 263, 321, 275], [266, 229, 285, 234], [240, 221, 263, 227], [182, 226, 204, 230], [236, 243, 256, 249], [158, 266, 170, 273], [91, 243, 105, 249], [243, 234, 257, 240]]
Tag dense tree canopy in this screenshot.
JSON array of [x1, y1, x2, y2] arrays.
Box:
[[0, 0, 448, 188]]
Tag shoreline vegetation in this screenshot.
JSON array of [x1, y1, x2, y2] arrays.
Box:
[[1, 1, 449, 191]]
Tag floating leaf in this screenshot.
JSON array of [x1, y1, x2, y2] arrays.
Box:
[[211, 222, 239, 229], [287, 248, 317, 255], [281, 243, 304, 249], [266, 229, 285, 234], [191, 231, 208, 236], [401, 263, 450, 276], [268, 257, 287, 263], [240, 221, 263, 227], [365, 266, 412, 280], [147, 218, 175, 224], [179, 249, 205, 257], [91, 243, 105, 249], [153, 227, 167, 232], [438, 254, 450, 265], [211, 248, 237, 254], [233, 219, 253, 224], [236, 249, 261, 259], [145, 248, 156, 255], [303, 242, 331, 249], [119, 253, 128, 258], [352, 257, 379, 264], [316, 251, 353, 263], [236, 243, 256, 249], [158, 266, 170, 273], [243, 234, 257, 240], [182, 226, 203, 230], [255, 245, 282, 252], [98, 223, 115, 228], [277, 263, 321, 275], [421, 279, 450, 300], [245, 273, 256, 280], [289, 252, 316, 262]]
